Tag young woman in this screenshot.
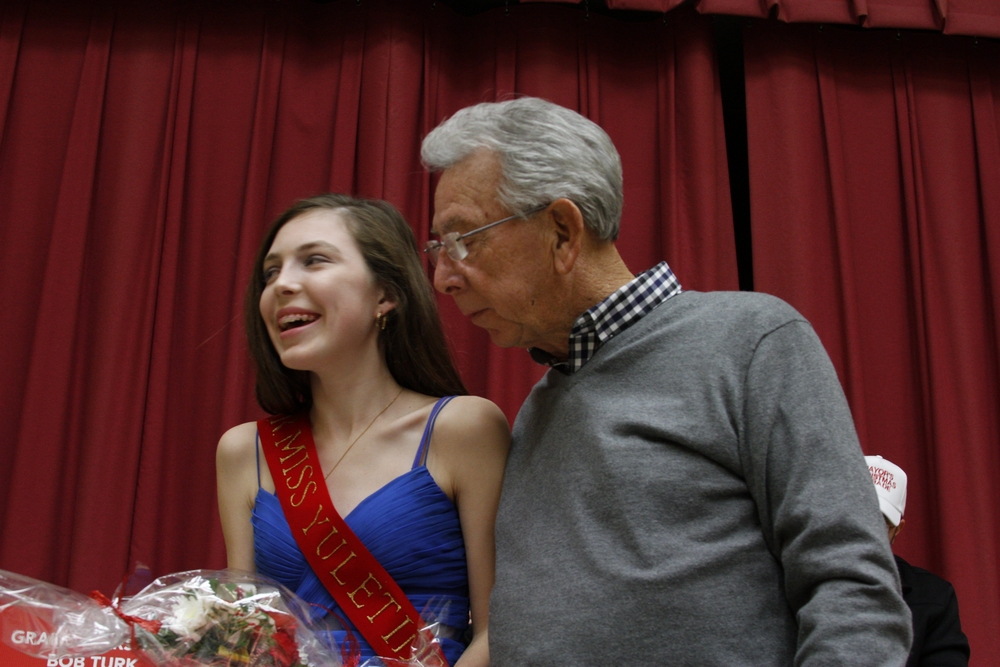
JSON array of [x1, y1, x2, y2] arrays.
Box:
[[217, 194, 509, 667]]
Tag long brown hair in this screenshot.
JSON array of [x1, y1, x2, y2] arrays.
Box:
[[245, 193, 467, 415]]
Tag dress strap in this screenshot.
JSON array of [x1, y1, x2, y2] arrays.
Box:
[[412, 396, 456, 469], [255, 431, 262, 488]]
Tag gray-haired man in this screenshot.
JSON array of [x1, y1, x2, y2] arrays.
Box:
[[421, 97, 911, 666]]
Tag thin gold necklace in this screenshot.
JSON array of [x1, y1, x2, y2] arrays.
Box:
[[324, 387, 404, 481]]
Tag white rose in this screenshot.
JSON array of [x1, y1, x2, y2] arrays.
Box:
[[166, 596, 214, 640]]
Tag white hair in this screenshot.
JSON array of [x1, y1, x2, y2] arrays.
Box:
[[421, 97, 623, 241]]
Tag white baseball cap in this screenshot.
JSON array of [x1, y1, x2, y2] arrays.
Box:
[[865, 455, 907, 527]]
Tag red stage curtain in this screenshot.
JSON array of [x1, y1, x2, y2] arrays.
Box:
[[745, 21, 1000, 665], [0, 0, 734, 595]]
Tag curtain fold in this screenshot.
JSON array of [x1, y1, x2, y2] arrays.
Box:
[[745, 21, 1000, 665], [693, 0, 1000, 37], [0, 0, 733, 595], [503, 0, 1000, 38]]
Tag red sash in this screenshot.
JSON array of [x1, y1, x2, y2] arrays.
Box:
[[257, 413, 447, 665]]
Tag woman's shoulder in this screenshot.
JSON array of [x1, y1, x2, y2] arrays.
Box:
[[432, 396, 510, 454], [216, 421, 260, 463], [439, 395, 508, 426]]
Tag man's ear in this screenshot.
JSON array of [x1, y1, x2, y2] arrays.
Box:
[[887, 518, 904, 545], [549, 198, 585, 275]]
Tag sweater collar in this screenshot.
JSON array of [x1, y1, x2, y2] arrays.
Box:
[[529, 261, 682, 374]]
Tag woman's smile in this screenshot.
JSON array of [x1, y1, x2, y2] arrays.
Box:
[[276, 307, 321, 338]]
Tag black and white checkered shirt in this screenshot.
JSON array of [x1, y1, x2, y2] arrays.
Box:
[[529, 261, 683, 374]]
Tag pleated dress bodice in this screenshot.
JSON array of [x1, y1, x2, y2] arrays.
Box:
[[252, 397, 469, 665]]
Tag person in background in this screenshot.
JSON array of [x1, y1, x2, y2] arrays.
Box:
[[217, 194, 509, 666], [420, 96, 911, 666], [866, 455, 971, 667]]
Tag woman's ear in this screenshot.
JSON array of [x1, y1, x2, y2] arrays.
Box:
[[376, 285, 398, 315], [548, 198, 585, 275]]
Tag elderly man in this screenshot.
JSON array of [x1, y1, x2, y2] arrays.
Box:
[[421, 97, 911, 666]]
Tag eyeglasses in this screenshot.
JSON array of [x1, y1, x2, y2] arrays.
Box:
[[423, 205, 547, 265]]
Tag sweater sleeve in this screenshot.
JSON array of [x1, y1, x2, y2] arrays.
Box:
[[740, 318, 912, 666]]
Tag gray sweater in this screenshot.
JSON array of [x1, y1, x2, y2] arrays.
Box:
[[491, 290, 911, 666]]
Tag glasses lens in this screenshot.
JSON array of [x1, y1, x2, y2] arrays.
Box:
[[447, 238, 469, 262], [423, 241, 442, 265]]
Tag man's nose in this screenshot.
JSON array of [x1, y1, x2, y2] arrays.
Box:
[[432, 254, 465, 295]]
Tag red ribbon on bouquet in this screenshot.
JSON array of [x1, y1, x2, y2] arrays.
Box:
[[89, 589, 162, 645]]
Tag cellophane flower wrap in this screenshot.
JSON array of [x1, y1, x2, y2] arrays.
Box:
[[123, 570, 340, 667], [0, 568, 341, 667], [328, 600, 450, 667], [0, 568, 130, 657], [353, 624, 448, 667]]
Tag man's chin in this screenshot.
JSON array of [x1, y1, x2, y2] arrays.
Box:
[[485, 331, 520, 348], [477, 323, 524, 349]]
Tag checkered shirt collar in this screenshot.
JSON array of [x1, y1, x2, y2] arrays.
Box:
[[529, 261, 682, 374]]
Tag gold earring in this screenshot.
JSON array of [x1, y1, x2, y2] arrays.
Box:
[[375, 311, 387, 331]]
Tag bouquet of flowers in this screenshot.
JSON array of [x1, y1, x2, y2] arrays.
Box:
[[0, 568, 341, 667], [124, 571, 333, 667]]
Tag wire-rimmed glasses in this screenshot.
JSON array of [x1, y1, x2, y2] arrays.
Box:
[[423, 205, 547, 265]]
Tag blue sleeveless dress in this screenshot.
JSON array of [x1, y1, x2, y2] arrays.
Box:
[[252, 397, 469, 665]]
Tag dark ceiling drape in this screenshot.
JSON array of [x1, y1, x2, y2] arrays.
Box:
[[744, 21, 1000, 664], [0, 0, 734, 595], [602, 0, 1000, 37], [698, 0, 1000, 36]]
